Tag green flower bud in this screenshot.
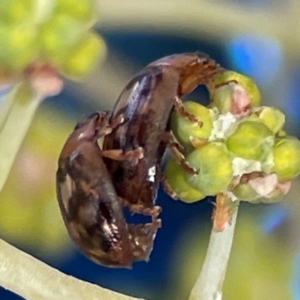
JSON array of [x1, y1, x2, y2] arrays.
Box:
[[226, 120, 274, 161], [38, 14, 84, 60], [271, 137, 300, 181], [55, 0, 99, 25], [212, 85, 232, 113], [171, 101, 213, 148], [165, 158, 206, 203], [186, 142, 233, 195], [212, 82, 250, 114], [233, 173, 278, 202], [232, 182, 259, 201], [261, 181, 291, 203], [277, 129, 287, 138], [258, 106, 285, 134], [59, 32, 106, 80], [0, 0, 34, 25], [0, 24, 37, 70], [210, 70, 261, 107]]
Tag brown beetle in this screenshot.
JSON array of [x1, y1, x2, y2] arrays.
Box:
[[57, 52, 224, 267], [56, 112, 161, 267], [103, 52, 224, 214]]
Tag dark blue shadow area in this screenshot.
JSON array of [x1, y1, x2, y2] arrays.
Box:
[[101, 31, 229, 69], [0, 288, 24, 300]]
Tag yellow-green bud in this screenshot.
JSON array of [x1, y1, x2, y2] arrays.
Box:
[[186, 142, 233, 195], [164, 158, 206, 203], [226, 120, 274, 161], [171, 101, 213, 148], [38, 14, 84, 60], [271, 137, 300, 181], [212, 82, 250, 114], [54, 0, 99, 25], [0, 0, 34, 25], [210, 70, 261, 107], [232, 182, 259, 201], [258, 106, 285, 134], [59, 32, 106, 80], [0, 24, 37, 70]]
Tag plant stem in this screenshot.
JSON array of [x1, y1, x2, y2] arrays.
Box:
[[0, 238, 143, 300], [0, 85, 17, 132], [188, 204, 239, 300], [0, 85, 42, 193]]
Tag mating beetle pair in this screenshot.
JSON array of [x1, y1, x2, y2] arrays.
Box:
[[56, 52, 224, 267]]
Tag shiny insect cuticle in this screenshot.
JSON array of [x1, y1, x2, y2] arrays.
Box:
[[56, 52, 224, 267]]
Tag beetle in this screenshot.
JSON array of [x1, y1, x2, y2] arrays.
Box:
[[56, 111, 161, 267], [103, 52, 224, 214]]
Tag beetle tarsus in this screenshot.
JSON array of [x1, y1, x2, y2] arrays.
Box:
[[119, 197, 162, 218], [162, 176, 179, 200], [174, 96, 203, 127], [102, 147, 144, 164], [162, 131, 199, 175]]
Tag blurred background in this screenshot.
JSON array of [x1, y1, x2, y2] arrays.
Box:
[[1, 0, 300, 299]]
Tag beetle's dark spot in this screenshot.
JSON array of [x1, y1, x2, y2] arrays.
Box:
[[114, 165, 139, 182], [101, 237, 112, 252], [99, 202, 112, 223]]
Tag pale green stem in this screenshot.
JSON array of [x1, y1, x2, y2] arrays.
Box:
[[0, 85, 18, 132], [189, 205, 239, 300], [0, 238, 143, 300], [0, 85, 42, 193]]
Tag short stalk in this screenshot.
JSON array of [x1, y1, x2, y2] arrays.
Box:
[[189, 204, 239, 300]]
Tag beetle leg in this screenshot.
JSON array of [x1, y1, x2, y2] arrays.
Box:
[[161, 174, 178, 200], [110, 113, 125, 130], [119, 197, 162, 218], [174, 96, 203, 126], [128, 219, 161, 261], [102, 147, 144, 165], [214, 79, 238, 89], [161, 132, 198, 174], [96, 112, 124, 137], [169, 145, 198, 174]]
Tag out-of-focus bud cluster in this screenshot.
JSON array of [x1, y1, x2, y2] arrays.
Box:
[[0, 0, 105, 85], [166, 71, 300, 204]]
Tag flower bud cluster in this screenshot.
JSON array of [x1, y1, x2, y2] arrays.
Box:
[[166, 71, 300, 203], [0, 0, 105, 84]]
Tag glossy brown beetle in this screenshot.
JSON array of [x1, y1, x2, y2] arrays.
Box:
[[56, 112, 161, 267], [103, 52, 224, 213]]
